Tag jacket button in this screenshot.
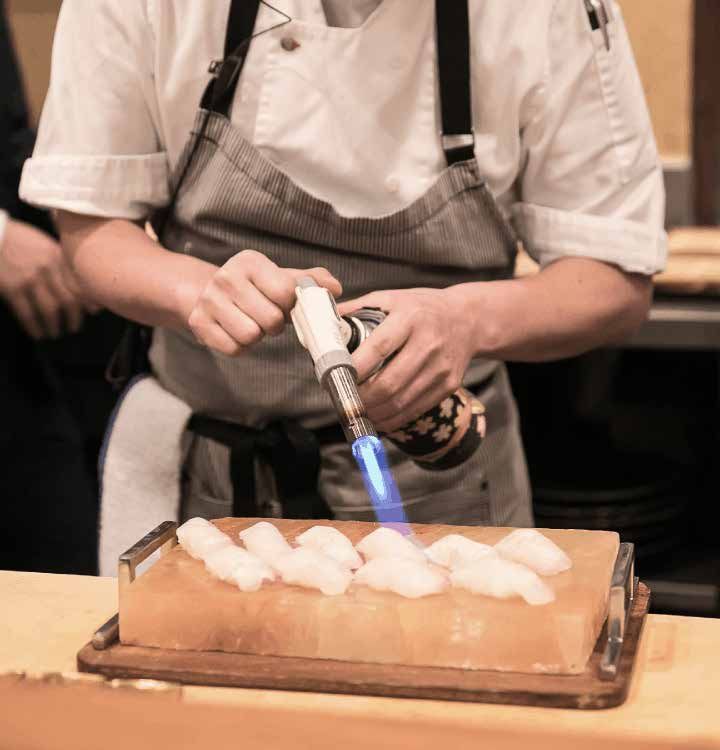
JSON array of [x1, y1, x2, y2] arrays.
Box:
[[280, 37, 300, 51]]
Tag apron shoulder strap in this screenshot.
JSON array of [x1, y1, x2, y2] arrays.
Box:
[[435, 0, 475, 165], [225, 0, 262, 57], [201, 0, 262, 116], [153, 0, 263, 242]]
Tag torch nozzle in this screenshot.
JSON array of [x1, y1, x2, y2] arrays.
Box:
[[291, 278, 377, 443], [323, 366, 377, 443]]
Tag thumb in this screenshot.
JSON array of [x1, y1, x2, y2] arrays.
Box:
[[293, 267, 343, 299], [351, 311, 409, 382]]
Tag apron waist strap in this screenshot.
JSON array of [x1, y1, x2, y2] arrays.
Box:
[[186, 368, 496, 519], [187, 415, 338, 519]]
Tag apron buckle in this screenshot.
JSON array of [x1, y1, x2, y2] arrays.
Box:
[[441, 132, 475, 165]]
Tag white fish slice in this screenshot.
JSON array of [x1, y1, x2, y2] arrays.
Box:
[[273, 547, 353, 596], [494, 529, 572, 576], [425, 534, 497, 569], [177, 518, 233, 560], [179, 517, 209, 530], [176, 516, 215, 549], [189, 535, 233, 559], [228, 564, 276, 593], [295, 526, 363, 570], [450, 556, 555, 605], [354, 558, 449, 599], [356, 527, 426, 564], [203, 544, 275, 590], [238, 521, 293, 569], [177, 519, 275, 592]]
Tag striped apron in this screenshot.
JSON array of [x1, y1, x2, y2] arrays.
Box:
[[145, 0, 533, 528]]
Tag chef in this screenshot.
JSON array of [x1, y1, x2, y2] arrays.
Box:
[[20, 0, 665, 570]]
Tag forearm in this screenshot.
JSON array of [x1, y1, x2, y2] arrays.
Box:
[[56, 211, 216, 330], [459, 257, 652, 362]]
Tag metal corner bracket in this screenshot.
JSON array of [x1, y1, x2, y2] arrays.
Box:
[[91, 521, 178, 650]]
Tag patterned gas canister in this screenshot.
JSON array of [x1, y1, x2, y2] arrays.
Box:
[[342, 308, 487, 471]]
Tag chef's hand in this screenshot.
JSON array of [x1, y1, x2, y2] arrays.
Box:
[[188, 249, 342, 356], [338, 288, 476, 433], [0, 218, 90, 339]]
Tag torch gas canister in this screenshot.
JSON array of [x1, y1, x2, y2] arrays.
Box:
[[341, 308, 487, 471]]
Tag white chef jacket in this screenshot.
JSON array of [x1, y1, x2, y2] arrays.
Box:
[[19, 0, 666, 275]]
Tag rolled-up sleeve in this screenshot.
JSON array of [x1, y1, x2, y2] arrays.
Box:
[[511, 0, 667, 276], [19, 0, 168, 220]]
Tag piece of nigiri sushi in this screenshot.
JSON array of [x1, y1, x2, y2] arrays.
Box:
[[273, 547, 352, 596], [238, 521, 293, 569], [204, 544, 269, 581], [177, 518, 233, 560], [450, 556, 555, 605], [203, 544, 275, 591], [356, 527, 426, 564], [188, 533, 233, 559], [176, 516, 216, 549], [425, 534, 497, 569], [354, 557, 449, 599], [494, 529, 572, 576], [295, 526, 363, 570], [228, 564, 275, 593], [179, 517, 209, 530]]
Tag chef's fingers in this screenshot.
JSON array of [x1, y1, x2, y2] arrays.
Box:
[[362, 361, 445, 420], [202, 323, 246, 357], [229, 250, 341, 310], [224, 279, 286, 336], [351, 312, 411, 384], [201, 290, 264, 349], [47, 267, 84, 334], [28, 275, 62, 338], [247, 264, 342, 313], [358, 340, 436, 409], [292, 267, 343, 299], [188, 307, 246, 356], [375, 383, 451, 435], [337, 290, 395, 317], [6, 290, 44, 340], [229, 257, 294, 314]]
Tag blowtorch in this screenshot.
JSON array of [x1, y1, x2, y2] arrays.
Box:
[[291, 277, 376, 444], [291, 277, 407, 529]]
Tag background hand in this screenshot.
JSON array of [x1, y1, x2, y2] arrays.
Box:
[[0, 219, 91, 339], [338, 288, 476, 433], [188, 249, 342, 356]]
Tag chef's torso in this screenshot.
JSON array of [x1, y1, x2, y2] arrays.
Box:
[[114, 0, 553, 219], [23, 0, 666, 278], [145, 0, 518, 428]]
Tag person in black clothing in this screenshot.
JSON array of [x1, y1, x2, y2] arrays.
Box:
[[0, 1, 98, 574]]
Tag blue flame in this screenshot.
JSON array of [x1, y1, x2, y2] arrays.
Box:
[[351, 435, 410, 534]]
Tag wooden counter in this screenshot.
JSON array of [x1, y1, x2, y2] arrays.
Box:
[[1, 570, 719, 749]]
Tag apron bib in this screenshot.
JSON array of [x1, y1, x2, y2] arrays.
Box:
[[118, 0, 533, 531]]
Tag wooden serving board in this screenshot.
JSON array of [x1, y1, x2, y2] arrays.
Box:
[[78, 583, 649, 710]]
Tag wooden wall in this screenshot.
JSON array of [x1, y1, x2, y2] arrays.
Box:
[[619, 0, 694, 163], [6, 0, 62, 127], [6, 0, 696, 164]]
